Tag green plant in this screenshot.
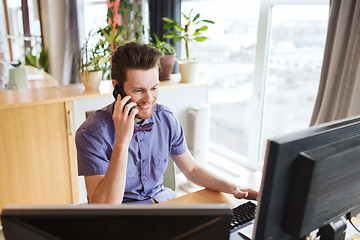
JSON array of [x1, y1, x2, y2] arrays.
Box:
[[25, 45, 50, 72], [162, 8, 214, 62], [149, 33, 176, 55], [78, 31, 108, 74], [107, 0, 144, 43], [95, 0, 145, 79]]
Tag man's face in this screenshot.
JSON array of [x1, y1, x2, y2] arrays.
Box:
[[122, 68, 160, 120]]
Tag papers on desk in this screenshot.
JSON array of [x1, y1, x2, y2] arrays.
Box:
[[347, 218, 360, 240], [230, 217, 360, 240], [230, 221, 254, 240], [237, 221, 254, 240]]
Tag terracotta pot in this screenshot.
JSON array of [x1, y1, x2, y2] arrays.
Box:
[[81, 70, 102, 90], [159, 54, 176, 81]]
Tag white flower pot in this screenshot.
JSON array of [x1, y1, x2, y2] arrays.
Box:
[[179, 62, 199, 83], [81, 70, 102, 90]]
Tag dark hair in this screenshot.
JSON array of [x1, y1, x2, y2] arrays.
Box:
[[111, 42, 164, 87]]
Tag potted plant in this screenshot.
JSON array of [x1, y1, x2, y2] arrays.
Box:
[[149, 33, 176, 81], [78, 31, 108, 90], [96, 0, 145, 80], [162, 9, 214, 83], [25, 44, 50, 73]]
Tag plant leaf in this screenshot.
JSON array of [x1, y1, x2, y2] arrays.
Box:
[[181, 12, 189, 20], [163, 22, 176, 29], [197, 26, 208, 32], [194, 36, 208, 42], [153, 33, 161, 45], [174, 25, 185, 31], [202, 20, 215, 24], [162, 17, 175, 23], [174, 36, 183, 42], [163, 33, 175, 39], [193, 13, 200, 22], [98, 56, 108, 67]]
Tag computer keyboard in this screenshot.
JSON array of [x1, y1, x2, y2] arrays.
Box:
[[230, 201, 257, 230]]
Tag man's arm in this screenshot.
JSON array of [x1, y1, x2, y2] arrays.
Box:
[[85, 95, 138, 203], [85, 142, 129, 203], [171, 150, 258, 200]]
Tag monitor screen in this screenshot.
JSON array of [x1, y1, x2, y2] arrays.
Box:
[[253, 115, 360, 240], [1, 204, 232, 240]]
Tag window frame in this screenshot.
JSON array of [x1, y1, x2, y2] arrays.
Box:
[[248, 0, 329, 170]]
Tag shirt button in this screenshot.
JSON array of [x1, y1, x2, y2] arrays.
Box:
[[139, 139, 144, 142], [142, 159, 146, 163], [143, 177, 147, 181]]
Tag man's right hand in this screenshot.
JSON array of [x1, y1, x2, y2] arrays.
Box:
[[112, 95, 138, 146]]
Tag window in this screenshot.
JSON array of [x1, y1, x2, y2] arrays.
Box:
[[81, 0, 108, 38], [79, 0, 329, 170], [1, 0, 42, 62], [181, 0, 329, 169], [181, 0, 260, 165], [261, 4, 329, 161]]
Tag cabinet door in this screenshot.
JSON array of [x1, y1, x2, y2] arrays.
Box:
[[0, 101, 79, 213]]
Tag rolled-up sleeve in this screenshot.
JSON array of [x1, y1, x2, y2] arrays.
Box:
[[76, 128, 111, 176], [168, 112, 187, 156]]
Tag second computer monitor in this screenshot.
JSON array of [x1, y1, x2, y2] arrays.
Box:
[[253, 115, 360, 240]]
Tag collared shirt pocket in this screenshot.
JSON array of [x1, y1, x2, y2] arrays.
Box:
[[153, 150, 170, 180]]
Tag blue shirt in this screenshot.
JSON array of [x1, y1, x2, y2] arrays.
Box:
[[76, 103, 187, 203]]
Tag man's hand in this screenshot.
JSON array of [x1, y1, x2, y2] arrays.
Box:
[[112, 95, 138, 145], [232, 187, 259, 200]]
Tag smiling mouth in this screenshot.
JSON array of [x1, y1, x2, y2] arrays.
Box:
[[138, 103, 151, 111]]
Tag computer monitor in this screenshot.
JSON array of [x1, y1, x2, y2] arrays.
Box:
[[253, 115, 360, 240], [1, 204, 232, 240]]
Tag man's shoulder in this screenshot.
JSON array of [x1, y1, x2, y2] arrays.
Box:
[[77, 102, 114, 135], [152, 103, 180, 128], [154, 103, 174, 115]]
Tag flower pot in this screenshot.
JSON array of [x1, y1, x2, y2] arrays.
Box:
[[179, 61, 199, 83], [81, 70, 102, 90], [159, 54, 176, 81]]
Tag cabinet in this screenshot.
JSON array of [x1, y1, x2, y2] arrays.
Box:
[[0, 100, 78, 215]]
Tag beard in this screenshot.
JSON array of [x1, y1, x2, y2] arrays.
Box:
[[135, 100, 156, 120]]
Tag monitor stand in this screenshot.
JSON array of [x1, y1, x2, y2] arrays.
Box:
[[318, 216, 347, 240]]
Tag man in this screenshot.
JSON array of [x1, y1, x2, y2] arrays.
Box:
[[76, 42, 258, 204]]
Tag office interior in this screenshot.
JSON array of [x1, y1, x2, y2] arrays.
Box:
[[1, 0, 360, 239]]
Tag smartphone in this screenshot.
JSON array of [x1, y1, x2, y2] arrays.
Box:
[[113, 84, 133, 115]]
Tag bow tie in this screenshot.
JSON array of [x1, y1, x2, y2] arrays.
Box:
[[134, 122, 154, 133]]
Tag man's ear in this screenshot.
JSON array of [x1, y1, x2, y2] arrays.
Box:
[[112, 80, 117, 88]]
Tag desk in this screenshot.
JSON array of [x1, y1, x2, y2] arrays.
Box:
[[162, 189, 245, 208], [163, 189, 360, 240]]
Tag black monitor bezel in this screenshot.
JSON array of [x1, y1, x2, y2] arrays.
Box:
[[253, 115, 360, 240], [285, 135, 360, 238], [1, 204, 233, 240]]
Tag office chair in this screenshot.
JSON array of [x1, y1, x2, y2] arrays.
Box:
[[85, 110, 176, 191]]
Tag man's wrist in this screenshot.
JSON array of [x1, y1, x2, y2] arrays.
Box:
[[113, 140, 129, 153], [229, 183, 240, 195]]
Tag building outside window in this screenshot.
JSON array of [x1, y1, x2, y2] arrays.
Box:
[[181, 0, 329, 169]]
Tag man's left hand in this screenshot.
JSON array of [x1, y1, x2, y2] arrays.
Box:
[[233, 187, 258, 200]]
